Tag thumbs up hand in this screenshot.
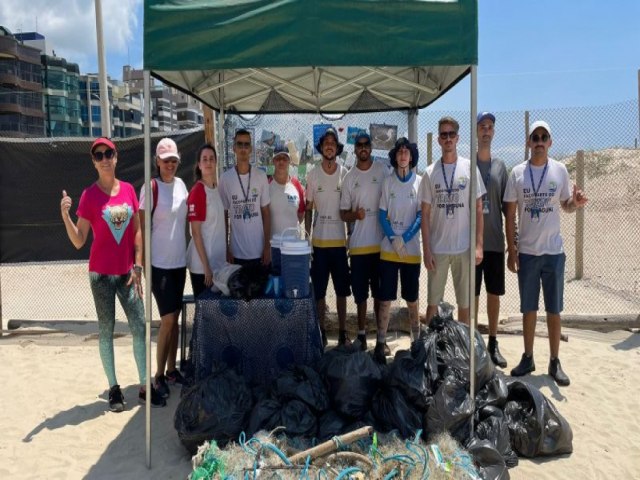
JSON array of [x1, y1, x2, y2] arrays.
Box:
[[61, 189, 72, 217]]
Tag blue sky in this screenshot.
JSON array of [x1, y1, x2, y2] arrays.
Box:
[[1, 0, 638, 111]]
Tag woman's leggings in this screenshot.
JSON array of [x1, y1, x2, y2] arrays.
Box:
[[89, 272, 146, 387]]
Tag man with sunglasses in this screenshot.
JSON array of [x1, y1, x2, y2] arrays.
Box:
[[219, 129, 271, 266], [306, 127, 351, 347], [340, 130, 390, 351], [474, 112, 510, 368], [420, 116, 485, 326], [504, 120, 588, 386]]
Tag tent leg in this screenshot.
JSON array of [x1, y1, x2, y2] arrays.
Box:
[[143, 69, 152, 469], [469, 65, 478, 432]]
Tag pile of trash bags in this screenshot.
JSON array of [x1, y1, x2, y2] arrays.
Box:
[[175, 306, 573, 478]]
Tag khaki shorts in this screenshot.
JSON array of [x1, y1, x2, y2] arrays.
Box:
[[427, 251, 471, 308]]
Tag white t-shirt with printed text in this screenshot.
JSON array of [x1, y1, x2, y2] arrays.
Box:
[[380, 172, 422, 264], [306, 164, 348, 248], [420, 156, 486, 255], [269, 176, 305, 238], [503, 158, 571, 255], [340, 161, 389, 255], [219, 166, 270, 260]]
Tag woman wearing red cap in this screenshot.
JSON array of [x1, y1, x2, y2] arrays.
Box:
[[60, 137, 165, 412]]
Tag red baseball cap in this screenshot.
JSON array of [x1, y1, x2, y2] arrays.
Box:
[[91, 137, 116, 154]]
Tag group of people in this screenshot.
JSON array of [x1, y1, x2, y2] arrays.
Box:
[[304, 115, 587, 386], [60, 114, 587, 413]]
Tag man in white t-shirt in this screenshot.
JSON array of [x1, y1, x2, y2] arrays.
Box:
[[340, 130, 389, 351], [420, 116, 485, 325], [269, 146, 305, 240], [219, 129, 271, 266], [504, 120, 588, 387], [306, 127, 351, 347]]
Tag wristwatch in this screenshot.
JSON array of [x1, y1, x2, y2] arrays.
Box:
[[133, 264, 143, 274]]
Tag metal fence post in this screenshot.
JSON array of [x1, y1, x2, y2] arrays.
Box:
[[427, 132, 433, 166], [575, 150, 585, 279], [524, 110, 530, 160]]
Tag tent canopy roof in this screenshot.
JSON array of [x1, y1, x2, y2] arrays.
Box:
[[144, 0, 477, 113]]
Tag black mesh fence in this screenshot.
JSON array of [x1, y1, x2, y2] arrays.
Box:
[[1, 100, 639, 325]]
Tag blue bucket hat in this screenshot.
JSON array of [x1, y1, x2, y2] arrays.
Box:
[[315, 127, 344, 156], [354, 130, 371, 144], [389, 137, 419, 168]]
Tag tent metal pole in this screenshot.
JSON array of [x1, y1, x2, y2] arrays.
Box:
[[143, 69, 152, 469], [469, 65, 478, 431], [408, 108, 418, 142], [94, 0, 111, 137]]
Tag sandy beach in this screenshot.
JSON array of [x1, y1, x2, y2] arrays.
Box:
[[1, 322, 639, 480]]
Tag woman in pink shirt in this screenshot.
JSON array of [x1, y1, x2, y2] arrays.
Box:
[[60, 137, 165, 412]]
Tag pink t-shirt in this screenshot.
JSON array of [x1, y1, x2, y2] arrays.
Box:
[[76, 181, 139, 275]]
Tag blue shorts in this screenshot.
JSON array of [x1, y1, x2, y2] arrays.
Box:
[[152, 266, 187, 316], [378, 260, 420, 303], [517, 253, 565, 314], [350, 253, 381, 304], [311, 246, 351, 300]]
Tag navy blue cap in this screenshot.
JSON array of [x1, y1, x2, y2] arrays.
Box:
[[477, 112, 496, 124]]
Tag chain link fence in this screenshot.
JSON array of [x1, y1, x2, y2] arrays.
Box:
[[1, 100, 639, 328]]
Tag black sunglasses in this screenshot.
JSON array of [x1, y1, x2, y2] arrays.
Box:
[[439, 131, 458, 139], [355, 141, 371, 148], [235, 141, 251, 148], [93, 149, 115, 161], [530, 133, 550, 143]]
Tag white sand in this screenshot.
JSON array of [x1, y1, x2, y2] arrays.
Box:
[[1, 326, 639, 479]]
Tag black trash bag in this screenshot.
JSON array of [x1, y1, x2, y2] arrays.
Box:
[[317, 409, 350, 441], [371, 387, 423, 439], [278, 399, 318, 437], [475, 406, 518, 468], [423, 372, 474, 444], [274, 365, 329, 412], [318, 348, 383, 420], [228, 263, 270, 301], [466, 438, 510, 480], [174, 367, 253, 453], [503, 379, 573, 458], [386, 347, 430, 410], [422, 303, 495, 393], [248, 398, 282, 435], [475, 373, 509, 410]]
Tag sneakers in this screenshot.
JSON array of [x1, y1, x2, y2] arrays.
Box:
[[154, 375, 170, 399], [488, 338, 508, 368], [166, 369, 187, 386], [373, 342, 387, 365], [548, 358, 570, 386], [510, 353, 535, 377], [108, 385, 125, 413], [139, 385, 167, 408], [355, 334, 368, 351]]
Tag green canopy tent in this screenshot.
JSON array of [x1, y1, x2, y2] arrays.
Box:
[[142, 0, 479, 467]]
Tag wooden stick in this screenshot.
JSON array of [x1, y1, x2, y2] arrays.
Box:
[[325, 451, 373, 468], [289, 426, 373, 464]]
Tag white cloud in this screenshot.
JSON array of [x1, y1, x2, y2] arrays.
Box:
[[0, 0, 141, 75]]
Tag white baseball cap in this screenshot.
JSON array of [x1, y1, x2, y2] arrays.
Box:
[[529, 120, 551, 137]]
